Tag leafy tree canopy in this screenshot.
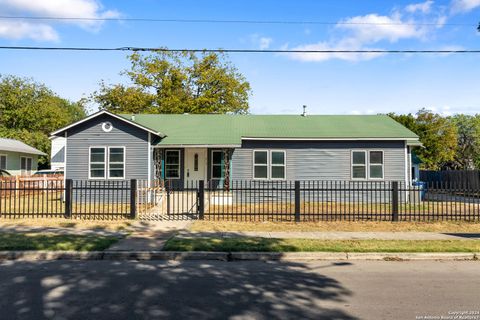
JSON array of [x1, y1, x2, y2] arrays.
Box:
[[447, 114, 480, 169], [388, 109, 458, 170], [94, 50, 251, 114], [0, 75, 86, 167]]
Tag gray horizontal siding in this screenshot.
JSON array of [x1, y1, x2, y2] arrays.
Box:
[[210, 180, 396, 204], [232, 140, 407, 182], [65, 113, 149, 181]]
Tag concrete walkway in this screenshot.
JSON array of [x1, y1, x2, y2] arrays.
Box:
[[177, 231, 480, 241], [107, 220, 192, 251]]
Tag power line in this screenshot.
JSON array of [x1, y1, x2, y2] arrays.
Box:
[[0, 15, 475, 27], [1, 46, 480, 54]]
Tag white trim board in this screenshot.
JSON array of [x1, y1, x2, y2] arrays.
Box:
[[153, 144, 241, 148], [242, 137, 419, 141], [51, 110, 164, 138]]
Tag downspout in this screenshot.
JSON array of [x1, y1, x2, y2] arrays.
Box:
[[147, 133, 151, 188]]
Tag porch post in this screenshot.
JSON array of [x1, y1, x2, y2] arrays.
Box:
[[223, 149, 232, 191]]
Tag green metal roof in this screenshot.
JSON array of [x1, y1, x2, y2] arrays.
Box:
[[119, 114, 419, 145]]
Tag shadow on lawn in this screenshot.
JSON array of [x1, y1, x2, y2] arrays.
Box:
[[0, 259, 356, 319]]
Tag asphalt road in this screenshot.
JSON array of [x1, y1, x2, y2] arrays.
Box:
[[0, 260, 478, 320]]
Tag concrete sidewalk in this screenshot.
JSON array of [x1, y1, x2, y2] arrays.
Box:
[[177, 231, 480, 241], [107, 220, 192, 251]]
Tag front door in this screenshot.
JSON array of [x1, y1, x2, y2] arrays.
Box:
[[184, 148, 207, 187]]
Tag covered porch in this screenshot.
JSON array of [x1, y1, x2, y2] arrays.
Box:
[[152, 147, 234, 189]]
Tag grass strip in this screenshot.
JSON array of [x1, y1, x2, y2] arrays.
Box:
[[164, 237, 480, 253], [0, 233, 120, 251], [190, 221, 480, 233]]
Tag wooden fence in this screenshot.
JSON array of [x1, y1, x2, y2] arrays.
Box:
[[420, 170, 480, 189]]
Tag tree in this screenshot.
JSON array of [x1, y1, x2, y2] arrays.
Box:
[[446, 114, 480, 169], [388, 109, 457, 170], [0, 75, 86, 167], [94, 50, 251, 114]]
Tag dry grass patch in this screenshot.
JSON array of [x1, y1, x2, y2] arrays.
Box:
[[0, 218, 133, 232], [190, 220, 480, 233]]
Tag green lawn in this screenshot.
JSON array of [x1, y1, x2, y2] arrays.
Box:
[[0, 233, 120, 251], [164, 237, 480, 253]]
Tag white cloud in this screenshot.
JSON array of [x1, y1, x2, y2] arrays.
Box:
[[284, 1, 449, 63], [285, 39, 384, 62], [0, 0, 119, 41], [286, 11, 428, 62], [249, 34, 273, 50], [0, 20, 58, 41], [406, 0, 434, 13], [337, 13, 428, 44], [429, 105, 452, 116], [259, 37, 273, 50], [349, 109, 376, 115], [451, 0, 480, 13]]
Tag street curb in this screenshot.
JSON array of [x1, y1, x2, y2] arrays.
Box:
[[102, 251, 229, 261], [0, 251, 104, 261], [230, 252, 349, 261], [0, 251, 477, 261]]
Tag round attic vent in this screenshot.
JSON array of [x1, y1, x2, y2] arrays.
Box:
[[102, 122, 113, 132]]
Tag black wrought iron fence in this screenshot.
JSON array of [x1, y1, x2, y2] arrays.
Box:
[[200, 180, 480, 222], [0, 179, 135, 219], [1, 179, 479, 221]]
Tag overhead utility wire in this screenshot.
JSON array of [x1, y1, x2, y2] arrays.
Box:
[[0, 15, 475, 27], [1, 46, 480, 54]]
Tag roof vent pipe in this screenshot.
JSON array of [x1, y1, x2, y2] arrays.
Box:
[[131, 114, 136, 121], [302, 105, 307, 117]]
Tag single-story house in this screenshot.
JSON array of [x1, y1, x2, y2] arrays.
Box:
[[0, 138, 46, 176], [50, 110, 421, 187]]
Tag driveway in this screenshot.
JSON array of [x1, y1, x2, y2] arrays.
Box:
[[0, 260, 478, 319]]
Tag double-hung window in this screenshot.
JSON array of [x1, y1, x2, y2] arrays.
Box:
[[351, 151, 367, 179], [211, 151, 224, 180], [369, 151, 384, 179], [89, 147, 125, 179], [108, 147, 125, 179], [253, 151, 268, 179], [0, 154, 6, 170], [165, 150, 180, 179], [20, 157, 32, 175], [253, 150, 286, 180], [351, 150, 384, 180], [271, 151, 286, 179], [89, 147, 106, 179]]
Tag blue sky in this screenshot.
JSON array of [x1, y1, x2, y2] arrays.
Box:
[[0, 0, 479, 115]]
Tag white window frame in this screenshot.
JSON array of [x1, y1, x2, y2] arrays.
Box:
[[253, 150, 269, 180], [20, 156, 33, 175], [88, 146, 107, 180], [270, 150, 286, 180], [107, 146, 126, 180], [252, 149, 286, 180], [0, 154, 7, 170], [211, 150, 224, 180], [351, 150, 367, 180], [165, 149, 181, 179], [368, 150, 384, 180]]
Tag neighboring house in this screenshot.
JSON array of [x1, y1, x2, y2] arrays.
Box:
[[0, 138, 46, 176], [51, 110, 421, 187], [50, 136, 66, 171]]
